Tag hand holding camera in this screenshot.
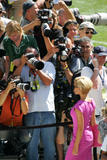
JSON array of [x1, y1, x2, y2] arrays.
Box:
[[7, 81, 16, 93]]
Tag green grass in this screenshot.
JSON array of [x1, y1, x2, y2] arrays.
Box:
[[70, 0, 107, 47]]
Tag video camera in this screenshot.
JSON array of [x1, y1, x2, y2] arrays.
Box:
[[54, 37, 69, 62]]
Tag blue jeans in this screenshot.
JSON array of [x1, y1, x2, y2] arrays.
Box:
[[23, 112, 56, 160]]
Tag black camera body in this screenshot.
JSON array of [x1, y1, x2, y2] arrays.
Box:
[[72, 39, 81, 57], [38, 9, 53, 37], [54, 37, 69, 62], [41, 23, 52, 37], [38, 9, 52, 23]]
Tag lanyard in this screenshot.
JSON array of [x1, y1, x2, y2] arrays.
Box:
[[99, 69, 105, 86]]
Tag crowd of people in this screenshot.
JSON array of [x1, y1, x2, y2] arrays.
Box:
[[0, 0, 107, 160]]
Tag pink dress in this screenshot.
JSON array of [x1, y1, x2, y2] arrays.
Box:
[[65, 99, 95, 160]]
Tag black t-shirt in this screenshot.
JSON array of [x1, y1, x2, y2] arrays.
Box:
[[33, 26, 63, 58]]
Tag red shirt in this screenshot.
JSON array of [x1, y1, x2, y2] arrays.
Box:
[[0, 94, 28, 126]]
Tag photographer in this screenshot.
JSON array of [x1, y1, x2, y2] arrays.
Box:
[[20, 49, 56, 160], [21, 1, 75, 59], [0, 78, 29, 156], [78, 21, 97, 39], [0, 80, 28, 126]]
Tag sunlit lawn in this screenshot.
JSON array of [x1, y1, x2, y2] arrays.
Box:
[[71, 0, 107, 46]]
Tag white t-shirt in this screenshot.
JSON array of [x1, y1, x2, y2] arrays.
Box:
[[81, 66, 107, 116], [21, 61, 56, 112]]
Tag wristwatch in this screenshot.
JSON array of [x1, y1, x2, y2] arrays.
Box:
[[21, 97, 26, 101]]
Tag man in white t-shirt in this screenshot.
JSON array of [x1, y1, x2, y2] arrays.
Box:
[[20, 51, 56, 160]]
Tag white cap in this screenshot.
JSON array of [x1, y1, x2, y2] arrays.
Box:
[[79, 21, 97, 34]]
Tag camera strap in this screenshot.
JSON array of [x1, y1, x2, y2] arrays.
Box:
[[10, 95, 21, 126]]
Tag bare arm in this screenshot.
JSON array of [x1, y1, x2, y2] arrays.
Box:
[[13, 55, 28, 76], [72, 108, 84, 155], [16, 87, 29, 115], [91, 58, 99, 87], [3, 56, 10, 80], [54, 0, 76, 21], [0, 81, 15, 106], [36, 69, 53, 86], [22, 19, 41, 33], [90, 110, 96, 126], [61, 62, 73, 85]]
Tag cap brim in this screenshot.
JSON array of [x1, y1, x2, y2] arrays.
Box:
[[92, 30, 98, 34], [87, 28, 97, 34], [98, 52, 107, 56]]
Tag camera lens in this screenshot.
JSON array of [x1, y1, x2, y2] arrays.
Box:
[[28, 58, 44, 70]]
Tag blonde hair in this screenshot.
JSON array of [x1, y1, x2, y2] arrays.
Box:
[[101, 106, 107, 118], [0, 20, 5, 33], [5, 20, 23, 36], [74, 76, 93, 94]]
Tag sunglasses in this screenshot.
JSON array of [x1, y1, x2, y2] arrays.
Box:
[[85, 31, 94, 34]]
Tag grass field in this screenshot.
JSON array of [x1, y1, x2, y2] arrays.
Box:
[[70, 0, 107, 47]]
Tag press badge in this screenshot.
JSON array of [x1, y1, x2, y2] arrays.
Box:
[[35, 80, 40, 90], [30, 80, 40, 91]]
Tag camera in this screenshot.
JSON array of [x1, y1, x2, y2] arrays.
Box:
[[38, 9, 53, 37], [41, 23, 52, 37], [54, 37, 69, 62], [63, 0, 72, 6], [70, 8, 107, 25], [12, 79, 30, 91], [54, 80, 73, 121], [38, 9, 52, 23], [25, 52, 35, 59], [17, 83, 30, 91], [72, 38, 81, 56], [28, 58, 44, 70], [53, 0, 72, 6]]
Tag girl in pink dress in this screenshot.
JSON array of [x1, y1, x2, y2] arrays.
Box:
[[65, 76, 97, 160]]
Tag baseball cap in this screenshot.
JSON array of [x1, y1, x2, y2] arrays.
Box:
[[23, 1, 35, 17], [79, 21, 97, 34], [93, 46, 107, 56]]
